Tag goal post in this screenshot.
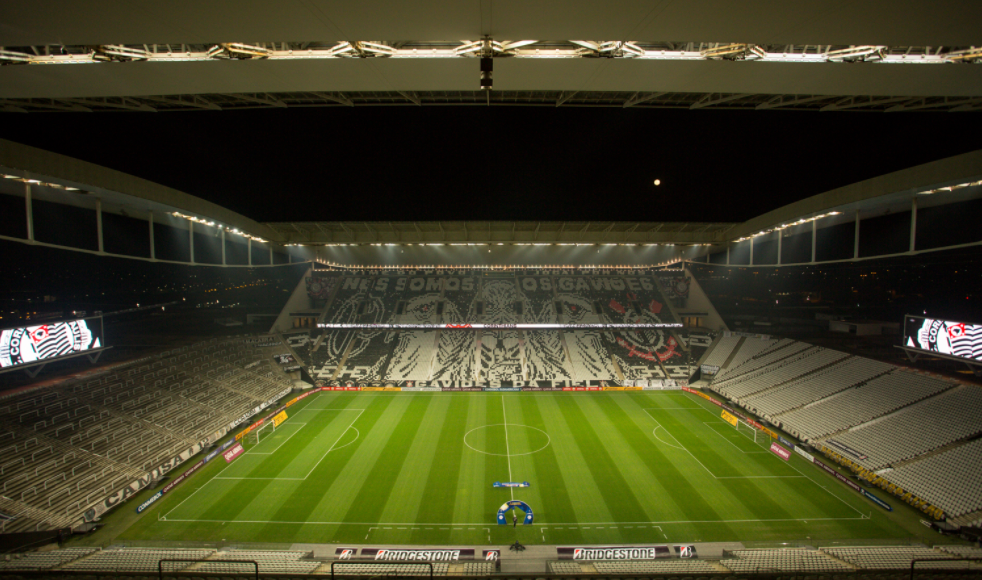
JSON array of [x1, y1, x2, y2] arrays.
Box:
[[247, 420, 275, 446], [734, 418, 759, 444]]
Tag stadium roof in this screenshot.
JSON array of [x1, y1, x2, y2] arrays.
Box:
[[2, 139, 980, 263], [264, 221, 736, 245], [1, 1, 981, 112]]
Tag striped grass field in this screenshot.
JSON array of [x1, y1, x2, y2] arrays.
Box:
[[121, 390, 909, 546]]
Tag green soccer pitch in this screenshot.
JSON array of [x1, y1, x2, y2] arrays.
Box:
[[120, 390, 912, 546]]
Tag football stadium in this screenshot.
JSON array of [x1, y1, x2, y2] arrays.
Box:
[[1, 2, 982, 578]]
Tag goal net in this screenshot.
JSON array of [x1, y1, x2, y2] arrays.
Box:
[[246, 420, 275, 446], [734, 418, 762, 445]]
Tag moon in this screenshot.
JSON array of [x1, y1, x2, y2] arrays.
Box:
[[653, 179, 661, 186]]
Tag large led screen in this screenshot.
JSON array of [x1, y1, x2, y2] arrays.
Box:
[[904, 315, 982, 362], [0, 319, 102, 368]]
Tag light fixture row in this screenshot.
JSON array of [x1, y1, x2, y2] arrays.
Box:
[[2, 41, 978, 64]]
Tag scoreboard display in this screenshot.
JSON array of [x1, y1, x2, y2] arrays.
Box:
[[904, 315, 982, 363], [0, 318, 104, 369]]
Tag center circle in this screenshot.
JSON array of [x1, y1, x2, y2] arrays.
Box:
[[463, 424, 551, 457]]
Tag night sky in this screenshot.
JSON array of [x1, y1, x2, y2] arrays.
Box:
[[1, 106, 980, 224]]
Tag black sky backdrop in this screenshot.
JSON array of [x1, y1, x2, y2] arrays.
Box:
[[1, 106, 980, 224]]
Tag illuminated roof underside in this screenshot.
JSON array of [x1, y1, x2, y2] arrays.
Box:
[[1, 40, 980, 111]]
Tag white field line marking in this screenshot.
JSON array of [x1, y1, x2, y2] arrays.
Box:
[[702, 422, 769, 454], [643, 408, 718, 479], [250, 422, 308, 454], [502, 396, 513, 500], [303, 409, 364, 479], [652, 426, 685, 450], [679, 391, 868, 518], [163, 407, 358, 517], [162, 516, 865, 526]]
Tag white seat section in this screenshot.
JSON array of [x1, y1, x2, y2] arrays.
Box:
[[713, 337, 787, 380], [0, 548, 97, 571], [717, 347, 849, 400], [595, 560, 724, 574], [61, 548, 216, 572], [701, 335, 740, 369], [819, 546, 976, 570], [0, 336, 294, 532], [877, 438, 982, 518], [721, 548, 853, 573], [745, 357, 892, 418], [714, 341, 810, 386], [828, 385, 982, 471], [777, 370, 953, 441]]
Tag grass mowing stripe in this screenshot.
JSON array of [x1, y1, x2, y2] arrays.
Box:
[[483, 394, 510, 518], [520, 395, 585, 544], [378, 396, 451, 526], [257, 394, 378, 539], [647, 406, 804, 525], [338, 395, 432, 525], [409, 395, 470, 543], [534, 395, 614, 525], [557, 396, 651, 525], [181, 399, 344, 522], [598, 394, 722, 525], [451, 395, 488, 528]]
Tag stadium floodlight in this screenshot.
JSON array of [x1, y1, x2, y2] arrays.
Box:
[[0, 49, 34, 63], [454, 41, 483, 56], [701, 44, 761, 60], [98, 45, 150, 60], [945, 47, 982, 63], [825, 45, 887, 62], [570, 40, 600, 52], [498, 40, 538, 52], [919, 179, 982, 194], [327, 42, 354, 56], [223, 43, 271, 58], [359, 42, 396, 56], [620, 42, 645, 57]]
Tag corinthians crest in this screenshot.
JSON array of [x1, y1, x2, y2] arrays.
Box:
[[0, 320, 100, 368]]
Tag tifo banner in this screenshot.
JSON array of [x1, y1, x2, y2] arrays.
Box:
[[272, 410, 289, 427], [305, 276, 338, 300], [224, 442, 245, 463], [769, 442, 791, 461], [721, 410, 738, 427], [319, 322, 681, 330], [558, 546, 670, 560]]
